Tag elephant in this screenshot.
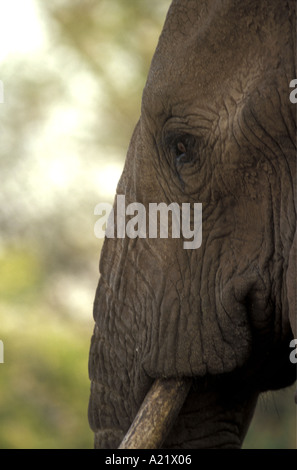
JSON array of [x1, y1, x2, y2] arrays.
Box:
[[88, 0, 296, 449]]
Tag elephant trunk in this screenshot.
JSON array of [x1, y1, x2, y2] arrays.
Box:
[[118, 378, 192, 449]]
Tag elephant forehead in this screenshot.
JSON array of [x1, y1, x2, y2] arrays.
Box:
[[142, 0, 294, 117]]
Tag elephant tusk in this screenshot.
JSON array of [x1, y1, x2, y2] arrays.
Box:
[[118, 377, 192, 449]]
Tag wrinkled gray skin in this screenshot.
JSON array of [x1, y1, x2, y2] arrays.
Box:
[[89, 0, 296, 449]]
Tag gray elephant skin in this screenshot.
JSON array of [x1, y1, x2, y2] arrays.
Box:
[[88, 0, 297, 449]]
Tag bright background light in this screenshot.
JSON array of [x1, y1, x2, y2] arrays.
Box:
[[0, 0, 124, 210], [0, 0, 47, 61]]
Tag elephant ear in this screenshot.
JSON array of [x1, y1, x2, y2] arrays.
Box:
[[286, 230, 296, 338]]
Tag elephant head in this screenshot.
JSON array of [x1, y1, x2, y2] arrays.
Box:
[[88, 0, 296, 449]]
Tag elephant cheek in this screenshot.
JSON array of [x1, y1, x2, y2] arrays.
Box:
[[140, 267, 253, 378]]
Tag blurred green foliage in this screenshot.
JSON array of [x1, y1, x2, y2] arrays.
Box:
[[0, 0, 295, 449], [0, 309, 92, 448], [244, 387, 296, 449], [0, 0, 171, 449], [0, 245, 93, 448]]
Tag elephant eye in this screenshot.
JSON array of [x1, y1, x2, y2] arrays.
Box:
[[165, 131, 197, 168], [176, 142, 187, 161], [175, 138, 192, 164]]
